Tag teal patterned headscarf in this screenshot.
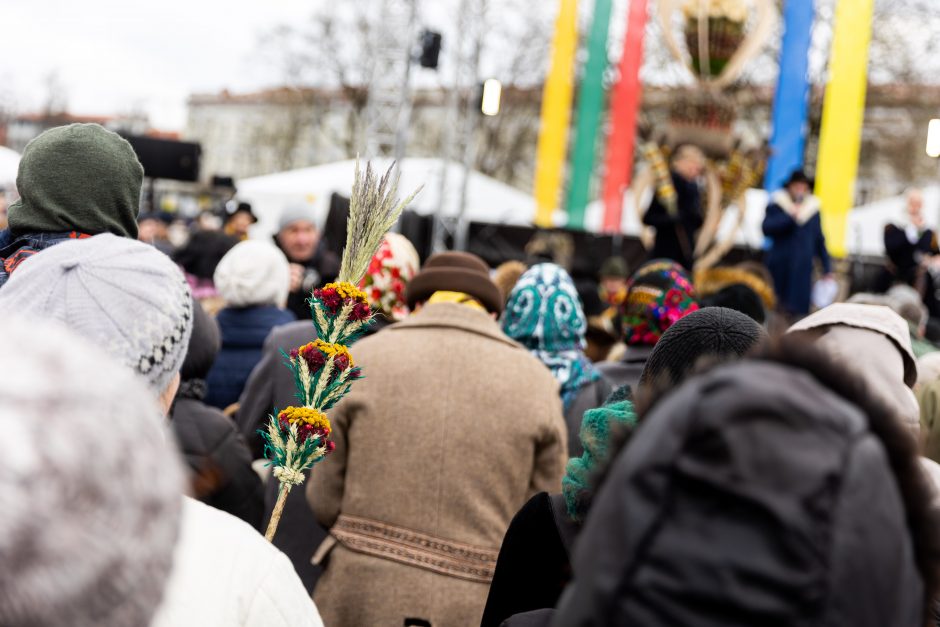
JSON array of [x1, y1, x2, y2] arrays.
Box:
[[501, 263, 600, 409]]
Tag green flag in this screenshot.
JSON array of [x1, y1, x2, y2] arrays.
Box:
[[565, 0, 613, 229]]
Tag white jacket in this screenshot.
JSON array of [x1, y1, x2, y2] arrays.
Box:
[[152, 497, 323, 627]]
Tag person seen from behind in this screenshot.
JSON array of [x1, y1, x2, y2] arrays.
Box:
[[546, 336, 940, 627], [235, 231, 421, 593], [483, 306, 766, 627], [0, 123, 143, 288], [598, 259, 699, 393], [0, 234, 322, 626], [171, 300, 264, 529], [308, 251, 567, 627], [501, 263, 611, 457], [0, 317, 184, 627], [204, 240, 295, 410]]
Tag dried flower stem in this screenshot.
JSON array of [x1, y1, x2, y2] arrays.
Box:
[[265, 484, 291, 541]]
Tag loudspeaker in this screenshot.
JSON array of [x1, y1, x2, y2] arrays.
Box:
[[419, 30, 442, 69], [122, 134, 201, 182]]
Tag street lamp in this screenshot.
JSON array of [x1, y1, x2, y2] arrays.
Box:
[[481, 79, 502, 116], [927, 119, 940, 157]]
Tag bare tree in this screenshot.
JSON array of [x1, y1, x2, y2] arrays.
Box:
[[42, 71, 68, 118]]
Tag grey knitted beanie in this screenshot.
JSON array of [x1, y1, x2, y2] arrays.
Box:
[[640, 306, 766, 387], [0, 234, 193, 393], [0, 316, 184, 627]]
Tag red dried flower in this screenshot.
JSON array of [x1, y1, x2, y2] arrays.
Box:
[[315, 287, 343, 314], [297, 343, 327, 373], [351, 301, 372, 321]]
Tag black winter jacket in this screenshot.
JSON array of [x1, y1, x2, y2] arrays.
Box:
[[171, 300, 264, 529], [554, 342, 932, 627], [171, 390, 264, 529]]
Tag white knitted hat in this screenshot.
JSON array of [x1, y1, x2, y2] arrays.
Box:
[[0, 234, 193, 393], [0, 316, 184, 627], [213, 240, 291, 308]]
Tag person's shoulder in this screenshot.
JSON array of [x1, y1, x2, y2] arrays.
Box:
[[171, 498, 322, 625], [181, 498, 283, 564], [266, 320, 317, 349], [172, 398, 239, 450]]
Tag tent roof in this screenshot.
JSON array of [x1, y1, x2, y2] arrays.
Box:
[[0, 146, 20, 185], [237, 158, 535, 236]]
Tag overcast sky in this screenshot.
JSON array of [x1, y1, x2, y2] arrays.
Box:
[[5, 0, 932, 134], [0, 0, 317, 130], [0, 0, 591, 133]]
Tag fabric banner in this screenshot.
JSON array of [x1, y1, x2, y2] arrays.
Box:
[[600, 0, 649, 233], [764, 0, 815, 192], [814, 0, 874, 257], [565, 0, 614, 229], [533, 0, 579, 228]]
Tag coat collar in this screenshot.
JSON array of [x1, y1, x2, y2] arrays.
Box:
[[390, 302, 519, 348], [771, 190, 820, 225]]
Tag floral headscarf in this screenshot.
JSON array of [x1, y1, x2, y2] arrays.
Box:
[[359, 232, 420, 322], [622, 259, 699, 346], [501, 263, 601, 409]]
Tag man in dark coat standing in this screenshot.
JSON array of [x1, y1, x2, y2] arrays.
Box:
[[762, 169, 831, 316], [642, 144, 706, 271]]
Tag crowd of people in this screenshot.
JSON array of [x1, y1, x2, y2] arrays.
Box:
[[4, 122, 940, 627]]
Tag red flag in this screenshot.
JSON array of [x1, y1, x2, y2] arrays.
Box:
[[601, 0, 649, 233]]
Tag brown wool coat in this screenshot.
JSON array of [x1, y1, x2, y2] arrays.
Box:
[[308, 303, 567, 627]]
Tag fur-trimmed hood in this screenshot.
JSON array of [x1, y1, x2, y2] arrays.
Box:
[[554, 337, 940, 627]]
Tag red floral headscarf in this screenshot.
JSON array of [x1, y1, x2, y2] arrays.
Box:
[[622, 259, 699, 346], [358, 233, 420, 321]]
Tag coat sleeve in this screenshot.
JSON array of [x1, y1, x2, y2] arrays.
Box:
[[814, 214, 832, 274], [529, 392, 568, 497], [205, 424, 265, 530], [481, 493, 568, 627], [243, 549, 324, 627], [237, 333, 280, 459], [307, 396, 353, 529], [762, 204, 796, 237], [642, 198, 674, 227]]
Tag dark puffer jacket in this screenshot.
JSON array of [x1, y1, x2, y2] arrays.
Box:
[[170, 301, 264, 529], [204, 305, 295, 410], [552, 340, 938, 627]]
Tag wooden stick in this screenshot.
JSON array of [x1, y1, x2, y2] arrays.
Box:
[[264, 483, 292, 542]]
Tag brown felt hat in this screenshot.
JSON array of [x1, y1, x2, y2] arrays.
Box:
[[406, 251, 502, 314]]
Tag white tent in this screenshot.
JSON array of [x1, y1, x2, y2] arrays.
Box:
[[238, 156, 917, 259], [237, 158, 536, 238], [0, 146, 20, 185]]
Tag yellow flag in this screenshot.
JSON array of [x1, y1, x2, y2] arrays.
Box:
[[814, 0, 874, 258], [533, 0, 579, 227]]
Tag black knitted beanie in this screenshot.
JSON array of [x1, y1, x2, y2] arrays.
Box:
[[640, 307, 766, 387], [701, 283, 766, 324]]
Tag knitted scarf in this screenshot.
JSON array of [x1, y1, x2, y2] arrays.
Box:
[[501, 263, 600, 410], [562, 387, 637, 521], [0, 231, 91, 287]]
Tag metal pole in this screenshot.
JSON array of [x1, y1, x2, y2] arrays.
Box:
[[454, 0, 485, 251], [431, 0, 470, 252], [394, 0, 418, 167]]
